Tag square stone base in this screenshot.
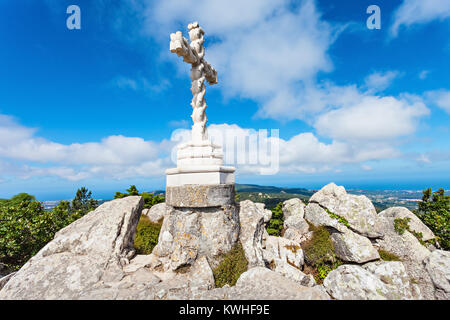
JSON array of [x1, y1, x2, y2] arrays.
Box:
[[165, 166, 235, 187], [165, 184, 236, 207]]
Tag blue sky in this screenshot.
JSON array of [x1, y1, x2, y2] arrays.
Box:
[[0, 0, 449, 200]]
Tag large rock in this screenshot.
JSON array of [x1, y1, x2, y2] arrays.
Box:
[[194, 267, 329, 300], [283, 228, 313, 244], [379, 207, 435, 242], [304, 202, 349, 233], [282, 198, 305, 220], [142, 203, 166, 223], [0, 272, 16, 291], [424, 250, 450, 300], [309, 183, 383, 238], [152, 204, 240, 270], [362, 261, 416, 300], [0, 196, 144, 299], [331, 230, 380, 263], [264, 236, 304, 269], [323, 263, 415, 300], [375, 215, 434, 299], [284, 215, 309, 234], [238, 200, 268, 267]]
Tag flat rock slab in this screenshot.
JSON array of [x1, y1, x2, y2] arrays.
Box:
[[166, 184, 235, 207]]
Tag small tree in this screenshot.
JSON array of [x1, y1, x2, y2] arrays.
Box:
[[266, 202, 284, 236], [414, 188, 449, 250], [114, 186, 165, 209], [71, 187, 98, 214]]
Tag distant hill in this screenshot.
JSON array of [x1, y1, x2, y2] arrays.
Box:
[[235, 184, 314, 196]]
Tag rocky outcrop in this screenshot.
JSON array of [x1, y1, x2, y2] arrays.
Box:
[[323, 263, 416, 300], [379, 207, 435, 242], [238, 200, 268, 268], [152, 204, 240, 270], [193, 267, 329, 300], [0, 272, 16, 291], [375, 214, 434, 299], [309, 183, 383, 238], [424, 250, 450, 299], [0, 184, 446, 301], [282, 198, 305, 220], [304, 202, 349, 233], [0, 196, 144, 299], [264, 236, 304, 269], [331, 230, 380, 263], [142, 203, 166, 223]]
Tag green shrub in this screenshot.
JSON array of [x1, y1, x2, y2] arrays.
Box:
[[394, 217, 411, 235], [302, 225, 342, 283], [266, 202, 284, 236], [212, 241, 248, 288], [134, 215, 162, 255], [414, 188, 449, 251], [0, 188, 95, 272], [378, 249, 401, 261]]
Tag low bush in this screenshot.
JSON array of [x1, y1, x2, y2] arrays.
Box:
[[134, 215, 162, 255], [266, 202, 284, 236], [302, 224, 342, 283], [212, 241, 248, 288]]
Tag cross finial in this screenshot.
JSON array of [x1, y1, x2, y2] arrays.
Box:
[[170, 22, 217, 142]]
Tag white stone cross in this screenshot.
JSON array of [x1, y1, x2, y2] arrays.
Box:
[[170, 21, 218, 143]]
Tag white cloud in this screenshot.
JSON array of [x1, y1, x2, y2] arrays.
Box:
[[390, 0, 450, 37], [364, 71, 399, 93], [0, 113, 173, 181], [419, 70, 430, 80], [315, 95, 429, 142], [425, 89, 450, 114]]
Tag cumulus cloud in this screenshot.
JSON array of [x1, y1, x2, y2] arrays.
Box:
[[315, 96, 429, 142], [425, 89, 450, 114], [364, 71, 400, 93], [390, 0, 450, 37], [168, 123, 400, 175], [0, 113, 173, 181]]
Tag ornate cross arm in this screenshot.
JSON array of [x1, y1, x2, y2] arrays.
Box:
[[203, 60, 217, 85], [169, 31, 199, 65]]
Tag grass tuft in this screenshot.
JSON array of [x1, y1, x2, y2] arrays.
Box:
[[134, 215, 162, 255], [212, 241, 248, 288]]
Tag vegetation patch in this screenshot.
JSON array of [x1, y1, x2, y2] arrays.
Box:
[[393, 217, 411, 235], [115, 185, 164, 209], [134, 215, 162, 255], [212, 241, 248, 288], [378, 249, 401, 261], [324, 207, 350, 227], [393, 217, 430, 247], [302, 225, 342, 283], [266, 202, 284, 236], [0, 188, 97, 272], [414, 188, 449, 251]]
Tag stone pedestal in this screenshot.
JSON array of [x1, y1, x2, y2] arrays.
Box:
[[166, 184, 235, 207], [161, 136, 238, 270]]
